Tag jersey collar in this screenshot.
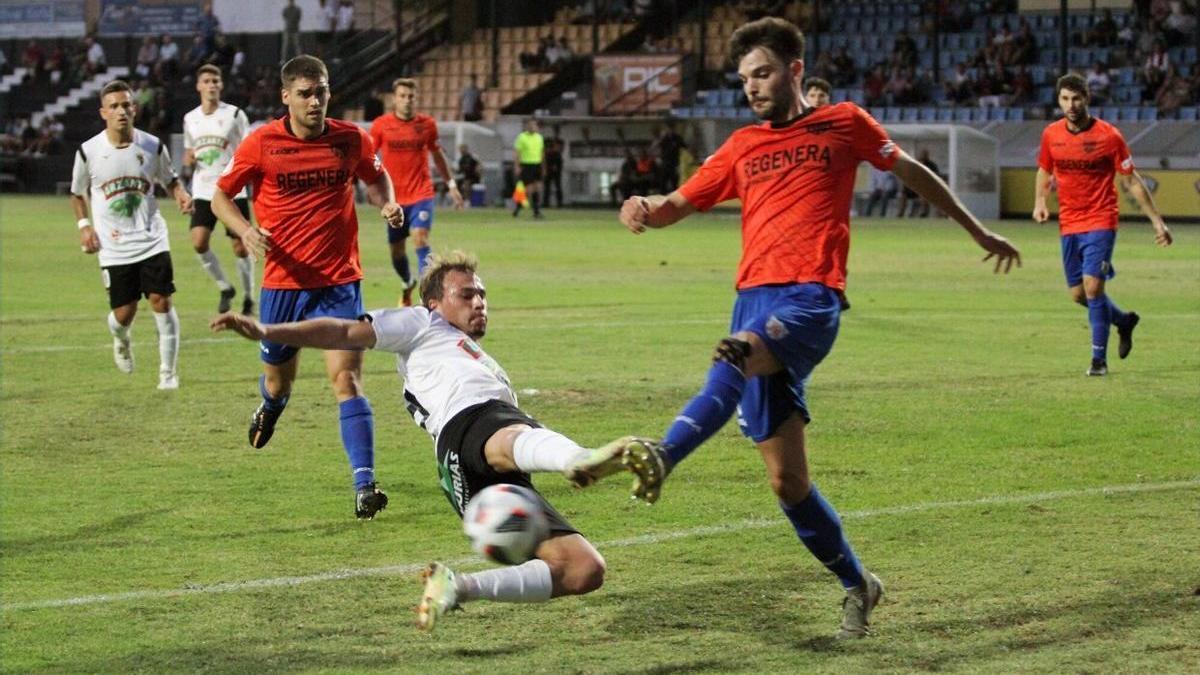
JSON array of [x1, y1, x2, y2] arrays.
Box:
[[1065, 115, 1096, 135], [283, 116, 329, 139], [768, 105, 819, 130]]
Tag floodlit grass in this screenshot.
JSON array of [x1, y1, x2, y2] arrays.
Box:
[[2, 196, 1197, 673]]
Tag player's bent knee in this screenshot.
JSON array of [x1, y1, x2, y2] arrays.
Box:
[[768, 472, 812, 504], [560, 550, 606, 596]]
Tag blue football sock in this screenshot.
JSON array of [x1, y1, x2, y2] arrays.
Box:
[[662, 360, 745, 467], [1106, 296, 1128, 326], [391, 254, 412, 284], [258, 374, 288, 412], [339, 396, 376, 489], [781, 485, 865, 589], [415, 246, 431, 276], [1087, 295, 1111, 361]]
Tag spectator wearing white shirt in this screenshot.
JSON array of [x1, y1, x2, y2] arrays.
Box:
[[1086, 62, 1111, 105], [135, 36, 158, 79], [84, 37, 107, 76]]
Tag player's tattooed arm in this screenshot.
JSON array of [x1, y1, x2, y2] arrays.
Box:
[[1121, 171, 1173, 247]]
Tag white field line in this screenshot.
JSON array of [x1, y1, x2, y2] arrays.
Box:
[[4, 478, 1196, 612]]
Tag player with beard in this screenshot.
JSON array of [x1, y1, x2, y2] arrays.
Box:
[[1033, 73, 1172, 376], [211, 55, 405, 519], [598, 18, 1021, 639], [210, 250, 635, 631]]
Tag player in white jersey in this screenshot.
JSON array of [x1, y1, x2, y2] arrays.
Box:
[[71, 80, 194, 390], [183, 64, 255, 315], [210, 250, 637, 631]]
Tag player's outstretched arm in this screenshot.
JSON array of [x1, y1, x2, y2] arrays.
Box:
[[1121, 171, 1173, 246], [619, 191, 696, 234], [213, 187, 269, 259], [891, 150, 1022, 273], [210, 313, 377, 350], [1032, 167, 1052, 223]]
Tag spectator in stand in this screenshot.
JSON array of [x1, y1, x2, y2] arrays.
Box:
[[556, 37, 574, 67], [185, 34, 209, 75], [206, 33, 235, 70], [22, 40, 45, 81], [282, 0, 303, 63], [1142, 40, 1171, 101], [1155, 69, 1192, 116], [46, 44, 66, 87], [610, 149, 639, 204], [892, 31, 918, 68], [812, 51, 836, 83], [1088, 9, 1119, 47], [1014, 19, 1038, 65], [1009, 64, 1034, 104], [458, 73, 484, 121], [336, 0, 356, 46], [198, 2, 221, 53], [885, 65, 914, 106], [831, 47, 857, 87], [158, 35, 180, 79], [1086, 62, 1112, 105], [545, 37, 564, 70], [633, 145, 658, 193], [1134, 17, 1162, 61], [84, 37, 107, 76], [863, 164, 897, 217], [863, 64, 887, 106], [1163, 1, 1197, 46], [456, 144, 481, 201], [317, 0, 337, 57], [975, 63, 1007, 107], [944, 62, 975, 104], [135, 36, 158, 79], [231, 39, 246, 78], [653, 122, 684, 193]]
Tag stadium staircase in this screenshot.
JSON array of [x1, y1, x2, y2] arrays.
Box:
[[32, 66, 130, 127]]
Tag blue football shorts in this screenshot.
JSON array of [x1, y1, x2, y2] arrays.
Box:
[[730, 282, 841, 442], [388, 198, 435, 244], [1060, 229, 1117, 287], [258, 281, 363, 364]]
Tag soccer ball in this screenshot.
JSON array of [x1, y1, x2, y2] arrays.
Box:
[[463, 484, 549, 565]]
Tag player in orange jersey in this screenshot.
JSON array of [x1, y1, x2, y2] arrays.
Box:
[[1033, 73, 1172, 376], [211, 55, 405, 520], [370, 78, 463, 306], [597, 18, 1020, 640]]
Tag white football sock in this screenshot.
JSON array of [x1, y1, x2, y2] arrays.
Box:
[[154, 308, 179, 374], [457, 558, 553, 603], [235, 255, 255, 299], [107, 311, 130, 340], [512, 428, 588, 473], [197, 250, 232, 291]]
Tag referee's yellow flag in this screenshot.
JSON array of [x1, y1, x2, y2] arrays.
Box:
[[512, 180, 529, 207]]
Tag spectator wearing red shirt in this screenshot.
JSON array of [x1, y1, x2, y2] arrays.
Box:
[[212, 55, 405, 520]]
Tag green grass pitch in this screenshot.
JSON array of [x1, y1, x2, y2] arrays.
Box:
[[2, 195, 1197, 673]]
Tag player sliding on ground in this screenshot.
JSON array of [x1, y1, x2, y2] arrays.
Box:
[[1033, 73, 1173, 377], [597, 18, 1022, 640], [211, 251, 634, 632]]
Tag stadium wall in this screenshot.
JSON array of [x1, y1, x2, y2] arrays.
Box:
[[1000, 168, 1200, 221]]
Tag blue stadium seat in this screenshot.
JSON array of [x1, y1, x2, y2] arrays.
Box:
[[1138, 107, 1158, 121], [691, 106, 707, 118], [954, 107, 973, 122], [884, 107, 902, 122], [869, 106, 886, 120], [833, 88, 847, 102], [695, 90, 714, 106], [1038, 15, 1057, 30], [1008, 107, 1025, 121], [937, 107, 955, 122], [1031, 66, 1047, 84], [1119, 106, 1139, 121], [737, 107, 755, 120], [849, 89, 865, 105], [1037, 86, 1055, 105], [1177, 107, 1197, 121], [1119, 68, 1135, 85], [902, 107, 921, 122], [672, 107, 691, 118]]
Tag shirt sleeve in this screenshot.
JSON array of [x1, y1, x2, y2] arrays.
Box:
[[850, 104, 900, 170], [427, 119, 439, 152], [1111, 127, 1134, 176], [354, 126, 385, 182], [1036, 128, 1053, 172], [368, 307, 431, 354], [70, 147, 90, 197], [234, 108, 250, 144], [368, 118, 383, 155], [155, 140, 179, 189], [182, 115, 194, 150], [217, 129, 261, 196], [676, 139, 738, 211]]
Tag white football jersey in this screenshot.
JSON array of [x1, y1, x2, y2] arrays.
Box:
[[368, 307, 518, 440], [183, 102, 249, 200], [71, 128, 178, 267]]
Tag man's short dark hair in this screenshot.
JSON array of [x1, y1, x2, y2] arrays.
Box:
[[1056, 73, 1089, 99], [729, 17, 806, 67], [280, 55, 328, 87], [100, 79, 132, 99], [804, 77, 831, 95], [392, 77, 417, 91], [196, 64, 222, 79]]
